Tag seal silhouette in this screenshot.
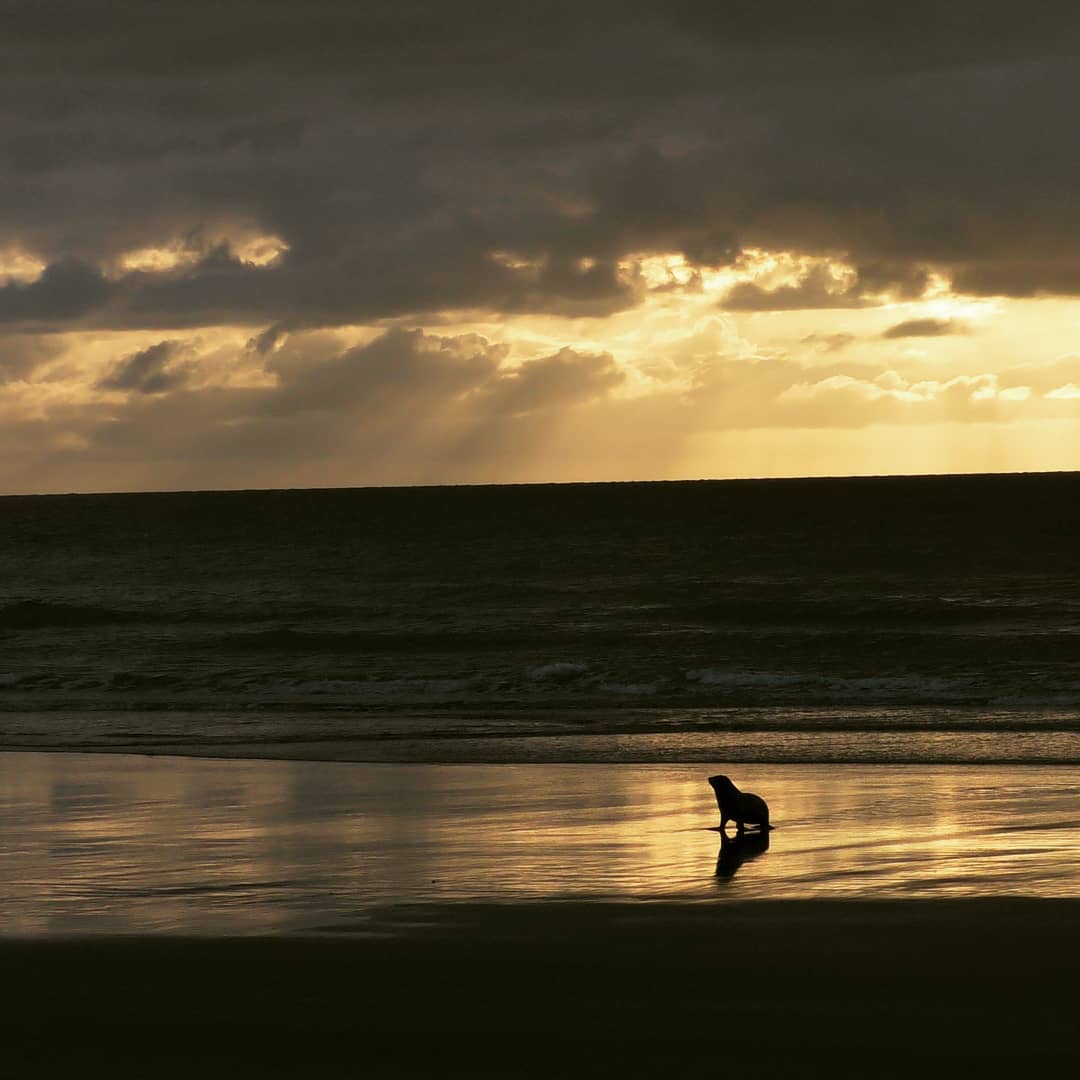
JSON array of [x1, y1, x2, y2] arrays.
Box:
[[708, 774, 772, 833]]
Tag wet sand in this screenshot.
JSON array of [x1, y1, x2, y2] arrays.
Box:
[[2, 753, 1078, 934], [3, 899, 1078, 1077], [2, 752, 1077, 1075]]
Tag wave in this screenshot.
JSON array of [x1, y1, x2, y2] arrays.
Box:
[[687, 669, 805, 688], [658, 595, 1080, 630], [0, 601, 147, 629], [6, 661, 1080, 712], [4, 714, 1079, 765], [528, 661, 590, 682], [200, 628, 638, 653], [0, 598, 407, 632]]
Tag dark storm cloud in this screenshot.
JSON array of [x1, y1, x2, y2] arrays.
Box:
[[0, 260, 113, 325], [720, 261, 934, 312], [97, 340, 189, 394], [262, 328, 505, 415], [3, 245, 635, 332], [4, 1, 1080, 333], [721, 267, 866, 312], [285, 330, 607, 424], [247, 324, 287, 355], [882, 318, 970, 339]]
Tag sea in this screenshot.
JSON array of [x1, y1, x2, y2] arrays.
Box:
[[2, 472, 1079, 766]]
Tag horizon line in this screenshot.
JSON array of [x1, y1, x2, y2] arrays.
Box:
[[3, 466, 1079, 500]]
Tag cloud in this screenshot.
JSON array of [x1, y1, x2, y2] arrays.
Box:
[[801, 332, 857, 353], [481, 348, 624, 416], [999, 353, 1080, 395], [97, 340, 189, 394], [769, 371, 1002, 428], [5, 322, 1080, 493], [6, 4, 1080, 489], [0, 334, 66, 382], [719, 260, 932, 312], [721, 266, 866, 311], [0, 260, 113, 326], [1, 1, 1080, 338], [247, 324, 287, 355], [1045, 383, 1080, 399], [262, 327, 506, 416], [882, 318, 970, 339]]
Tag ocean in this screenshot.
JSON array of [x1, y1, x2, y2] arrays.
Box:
[[3, 472, 1079, 765]]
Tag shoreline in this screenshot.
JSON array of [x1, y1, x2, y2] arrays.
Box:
[[4, 753, 1079, 938], [3, 738, 1079, 767], [4, 899, 1077, 1076]]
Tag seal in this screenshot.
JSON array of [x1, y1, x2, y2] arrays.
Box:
[[708, 774, 772, 833]]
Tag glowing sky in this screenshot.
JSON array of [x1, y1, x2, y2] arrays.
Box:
[[4, 1, 1080, 492]]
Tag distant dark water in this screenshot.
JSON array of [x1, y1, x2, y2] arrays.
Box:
[[3, 474, 1080, 763]]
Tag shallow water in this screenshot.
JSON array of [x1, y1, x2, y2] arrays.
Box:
[[1, 752, 1077, 936], [6, 709, 1080, 765]]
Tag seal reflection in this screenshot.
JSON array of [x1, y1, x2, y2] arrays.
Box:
[[715, 828, 771, 880]]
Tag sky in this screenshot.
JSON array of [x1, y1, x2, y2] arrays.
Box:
[[4, 0, 1080, 493]]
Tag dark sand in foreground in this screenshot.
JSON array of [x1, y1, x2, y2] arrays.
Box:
[[4, 899, 1077, 1077]]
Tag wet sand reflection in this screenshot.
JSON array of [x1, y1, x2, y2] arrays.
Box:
[[1, 753, 1077, 935]]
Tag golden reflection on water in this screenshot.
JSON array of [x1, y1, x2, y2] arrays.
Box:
[[0, 753, 1077, 935]]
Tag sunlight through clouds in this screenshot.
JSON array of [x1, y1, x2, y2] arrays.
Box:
[[5, 2, 1080, 490], [114, 231, 289, 276], [0, 247, 46, 284]]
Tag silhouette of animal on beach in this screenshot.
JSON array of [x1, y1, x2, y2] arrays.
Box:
[[708, 775, 772, 833]]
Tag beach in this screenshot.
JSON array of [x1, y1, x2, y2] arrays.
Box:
[[4, 753, 1079, 934], [2, 751, 1077, 1075], [4, 899, 1076, 1076], [9, 0, 1080, 1066]]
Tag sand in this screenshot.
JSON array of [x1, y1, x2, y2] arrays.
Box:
[[3, 899, 1077, 1077], [3, 752, 1078, 1075], [4, 754, 1080, 936]]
